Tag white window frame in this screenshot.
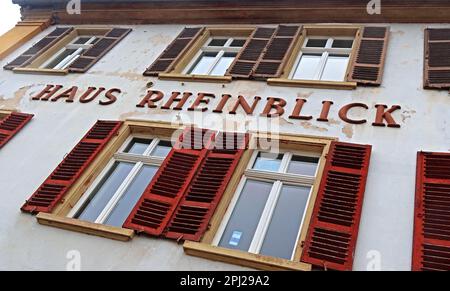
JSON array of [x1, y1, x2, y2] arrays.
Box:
[[40, 36, 99, 70], [183, 37, 245, 76], [212, 149, 321, 261], [68, 135, 170, 224], [289, 36, 354, 81]]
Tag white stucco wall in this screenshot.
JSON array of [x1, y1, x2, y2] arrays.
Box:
[[0, 23, 449, 271]]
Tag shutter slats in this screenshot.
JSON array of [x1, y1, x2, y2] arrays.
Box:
[[253, 25, 302, 79], [68, 28, 131, 73], [143, 27, 205, 76], [4, 27, 73, 70], [424, 28, 450, 89], [301, 141, 371, 271], [21, 120, 122, 214], [0, 112, 33, 149], [348, 26, 389, 86], [165, 132, 249, 241], [413, 152, 450, 271], [123, 127, 215, 236]]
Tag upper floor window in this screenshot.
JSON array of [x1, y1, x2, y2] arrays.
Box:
[[186, 37, 245, 76], [290, 36, 354, 82]]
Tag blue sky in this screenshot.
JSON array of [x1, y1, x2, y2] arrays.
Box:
[[0, 1, 21, 35]]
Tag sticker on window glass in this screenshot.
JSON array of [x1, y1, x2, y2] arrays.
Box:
[[229, 231, 243, 246]]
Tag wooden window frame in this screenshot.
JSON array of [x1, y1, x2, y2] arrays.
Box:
[[183, 132, 336, 271], [36, 119, 185, 241], [158, 27, 254, 83], [267, 25, 362, 90], [12, 28, 110, 75]]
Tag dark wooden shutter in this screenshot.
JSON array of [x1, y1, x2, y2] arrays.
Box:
[[347, 26, 389, 86], [143, 27, 205, 76], [21, 120, 122, 214], [4, 27, 73, 70], [226, 27, 276, 79], [68, 28, 131, 73], [0, 112, 33, 149], [123, 127, 215, 236], [165, 132, 249, 241], [412, 152, 450, 271], [423, 29, 450, 89], [253, 25, 302, 79], [301, 141, 372, 271]]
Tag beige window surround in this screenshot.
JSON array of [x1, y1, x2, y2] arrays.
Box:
[[183, 132, 336, 271]]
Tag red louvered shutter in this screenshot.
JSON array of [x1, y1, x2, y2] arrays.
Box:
[[143, 27, 205, 76], [423, 29, 450, 89], [348, 26, 389, 86], [68, 28, 131, 73], [253, 25, 302, 79], [412, 152, 450, 271], [4, 27, 74, 70], [226, 27, 276, 79], [301, 141, 372, 271], [165, 132, 249, 241], [0, 112, 33, 149], [21, 120, 122, 214], [123, 127, 216, 236]]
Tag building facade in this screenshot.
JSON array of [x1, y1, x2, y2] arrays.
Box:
[[0, 0, 450, 271]]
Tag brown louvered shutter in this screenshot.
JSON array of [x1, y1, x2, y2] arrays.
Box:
[[347, 26, 389, 86], [412, 152, 450, 271], [4, 27, 73, 70], [21, 120, 122, 214], [0, 112, 33, 149], [165, 132, 249, 241], [123, 127, 215, 236], [143, 27, 205, 76], [423, 29, 450, 89], [226, 27, 276, 79], [68, 28, 131, 73], [301, 141, 372, 271], [253, 25, 302, 79]]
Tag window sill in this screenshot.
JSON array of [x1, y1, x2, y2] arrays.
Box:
[[183, 241, 312, 271], [158, 73, 232, 83], [36, 212, 135, 242], [12, 67, 69, 75], [267, 78, 357, 90]]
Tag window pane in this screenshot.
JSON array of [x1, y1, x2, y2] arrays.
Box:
[[219, 180, 273, 251], [75, 162, 134, 222], [104, 165, 158, 227], [287, 155, 319, 176], [292, 54, 321, 80], [230, 39, 246, 47], [259, 185, 311, 260], [189, 52, 217, 75], [321, 55, 349, 81], [208, 39, 228, 47], [332, 39, 353, 48], [306, 39, 328, 48], [45, 48, 77, 69], [150, 140, 172, 158], [73, 37, 93, 45], [210, 53, 236, 76], [124, 138, 152, 155], [252, 152, 283, 172]]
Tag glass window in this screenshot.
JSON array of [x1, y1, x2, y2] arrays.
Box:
[[124, 138, 152, 155], [104, 165, 158, 227], [321, 55, 349, 82], [259, 185, 311, 259], [150, 140, 172, 158], [252, 152, 283, 172], [208, 38, 228, 46], [230, 39, 246, 47], [218, 180, 273, 251], [306, 38, 328, 48], [287, 155, 319, 176], [189, 52, 218, 75], [292, 54, 321, 80], [75, 162, 134, 222], [210, 53, 237, 76], [332, 39, 353, 48]]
